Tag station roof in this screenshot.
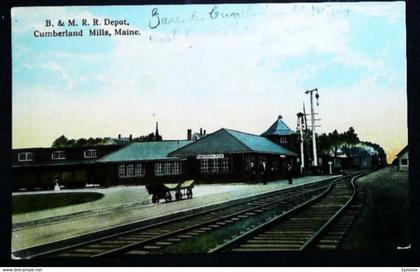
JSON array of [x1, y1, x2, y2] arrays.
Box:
[[99, 140, 193, 163], [169, 128, 297, 157], [261, 115, 296, 136], [12, 159, 97, 168], [395, 145, 408, 158]]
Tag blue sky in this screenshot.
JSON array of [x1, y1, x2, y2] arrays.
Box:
[[11, 2, 407, 161]]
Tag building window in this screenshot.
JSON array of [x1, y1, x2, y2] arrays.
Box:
[[51, 151, 65, 160], [119, 163, 145, 178], [84, 149, 97, 158], [164, 162, 172, 175], [221, 158, 232, 172], [201, 159, 210, 173], [135, 163, 145, 176], [279, 137, 288, 144], [173, 162, 181, 175], [201, 157, 232, 174], [210, 159, 219, 173], [155, 161, 182, 176], [127, 164, 134, 176], [119, 164, 127, 177], [401, 159, 408, 166], [18, 152, 33, 162], [155, 162, 164, 176]]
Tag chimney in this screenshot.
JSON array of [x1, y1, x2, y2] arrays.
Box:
[[200, 128, 203, 135], [187, 129, 192, 140], [118, 134, 121, 140], [278, 115, 283, 120], [129, 134, 132, 142], [203, 130, 206, 135], [155, 122, 159, 139]]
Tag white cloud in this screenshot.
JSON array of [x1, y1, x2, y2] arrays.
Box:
[[12, 3, 407, 157]]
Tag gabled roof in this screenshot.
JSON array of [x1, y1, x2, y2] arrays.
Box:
[[169, 128, 297, 157], [99, 140, 193, 163], [395, 145, 408, 158], [261, 116, 295, 136]]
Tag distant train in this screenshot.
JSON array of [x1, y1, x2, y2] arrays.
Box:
[[318, 153, 387, 174]]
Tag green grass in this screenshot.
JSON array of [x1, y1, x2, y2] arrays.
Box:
[[341, 166, 410, 249], [12, 192, 104, 215]]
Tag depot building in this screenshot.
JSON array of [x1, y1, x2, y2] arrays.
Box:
[[169, 126, 298, 182], [12, 115, 300, 190], [97, 115, 299, 185]]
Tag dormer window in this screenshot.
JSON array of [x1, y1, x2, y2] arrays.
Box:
[[51, 151, 65, 160], [84, 149, 97, 159], [18, 152, 33, 162], [279, 137, 288, 144]]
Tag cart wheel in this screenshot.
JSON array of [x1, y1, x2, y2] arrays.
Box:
[[187, 188, 193, 199], [165, 192, 172, 203], [152, 194, 159, 204], [175, 190, 182, 201]]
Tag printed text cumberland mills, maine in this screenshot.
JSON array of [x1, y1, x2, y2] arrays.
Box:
[[33, 18, 141, 37], [33, 6, 244, 38]]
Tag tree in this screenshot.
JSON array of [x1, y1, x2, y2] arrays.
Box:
[[67, 139, 76, 146], [317, 127, 360, 157], [341, 127, 360, 156], [76, 138, 88, 147], [52, 135, 68, 147], [94, 137, 103, 145], [316, 126, 388, 166], [133, 132, 163, 142], [51, 132, 165, 147], [317, 133, 330, 156], [328, 130, 343, 157], [87, 137, 96, 146]]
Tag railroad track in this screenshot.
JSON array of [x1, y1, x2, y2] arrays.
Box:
[[16, 176, 342, 258], [210, 171, 368, 252], [311, 184, 365, 250]]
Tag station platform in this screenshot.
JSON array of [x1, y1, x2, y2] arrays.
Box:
[[12, 175, 339, 252]]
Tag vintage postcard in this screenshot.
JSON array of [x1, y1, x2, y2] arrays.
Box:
[[10, 2, 409, 262]]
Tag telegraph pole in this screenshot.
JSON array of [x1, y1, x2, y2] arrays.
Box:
[[297, 112, 305, 174], [304, 88, 320, 167]]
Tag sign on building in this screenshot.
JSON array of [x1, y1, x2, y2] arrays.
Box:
[[196, 154, 224, 159]]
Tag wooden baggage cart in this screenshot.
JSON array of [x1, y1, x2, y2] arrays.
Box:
[[146, 180, 194, 203]]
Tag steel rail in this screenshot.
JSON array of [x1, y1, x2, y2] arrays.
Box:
[[299, 170, 370, 250], [208, 171, 366, 253], [15, 178, 333, 259], [92, 183, 328, 256], [26, 176, 338, 258]]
